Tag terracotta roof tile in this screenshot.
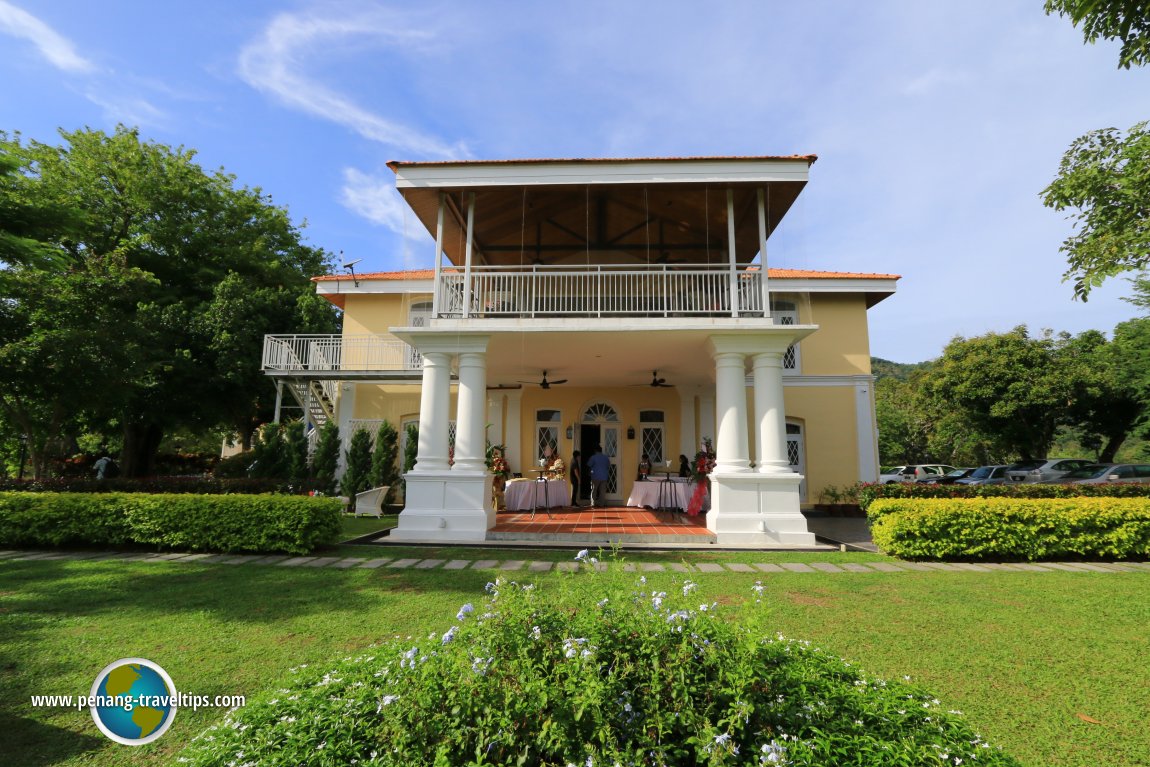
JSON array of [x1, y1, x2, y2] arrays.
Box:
[[387, 155, 818, 172], [313, 268, 899, 283]]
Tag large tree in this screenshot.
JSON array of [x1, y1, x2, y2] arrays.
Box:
[[0, 126, 336, 476], [1042, 2, 1149, 298], [1045, 0, 1150, 69], [1042, 121, 1150, 299]]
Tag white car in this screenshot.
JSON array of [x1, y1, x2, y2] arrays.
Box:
[[878, 464, 957, 484], [1005, 458, 1094, 484]]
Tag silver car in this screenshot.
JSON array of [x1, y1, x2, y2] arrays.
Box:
[[1005, 458, 1094, 484], [955, 465, 1011, 486], [878, 464, 957, 484], [1049, 463, 1150, 484]]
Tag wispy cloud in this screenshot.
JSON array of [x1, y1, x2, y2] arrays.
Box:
[[238, 10, 466, 158], [901, 67, 971, 96], [0, 0, 93, 72], [340, 167, 428, 240]]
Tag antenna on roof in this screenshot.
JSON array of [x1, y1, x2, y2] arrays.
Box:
[[341, 252, 361, 287]]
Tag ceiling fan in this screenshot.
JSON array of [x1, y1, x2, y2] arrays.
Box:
[[519, 370, 568, 389], [633, 370, 674, 388]]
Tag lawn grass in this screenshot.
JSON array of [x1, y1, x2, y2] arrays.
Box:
[[1, 556, 1147, 767]]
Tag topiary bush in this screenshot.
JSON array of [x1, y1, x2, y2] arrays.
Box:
[[858, 481, 1150, 513], [869, 497, 1150, 561], [0, 476, 321, 494], [0, 492, 341, 554], [179, 554, 1019, 767]]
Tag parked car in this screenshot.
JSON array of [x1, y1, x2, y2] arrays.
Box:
[[1043, 463, 1150, 484], [917, 467, 977, 485], [1005, 458, 1094, 484], [955, 465, 1011, 485], [878, 464, 957, 484]]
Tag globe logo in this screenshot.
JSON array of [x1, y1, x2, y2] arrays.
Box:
[[89, 658, 177, 745]]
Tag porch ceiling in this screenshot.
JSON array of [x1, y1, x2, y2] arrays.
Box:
[[390, 157, 813, 268], [391, 321, 816, 391]]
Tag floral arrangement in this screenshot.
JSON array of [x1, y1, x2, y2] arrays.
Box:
[[687, 437, 716, 515], [486, 443, 510, 478]]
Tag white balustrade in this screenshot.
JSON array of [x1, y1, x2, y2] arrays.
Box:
[[262, 335, 419, 373]]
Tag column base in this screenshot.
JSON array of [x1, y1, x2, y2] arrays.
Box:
[[706, 471, 817, 546], [389, 472, 495, 543]]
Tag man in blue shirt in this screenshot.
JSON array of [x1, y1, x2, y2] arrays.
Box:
[[587, 445, 611, 508]]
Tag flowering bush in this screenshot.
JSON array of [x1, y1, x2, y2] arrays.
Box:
[[859, 481, 1150, 515], [178, 553, 1019, 766]]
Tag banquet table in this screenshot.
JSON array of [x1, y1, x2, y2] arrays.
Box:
[[626, 476, 708, 513], [504, 478, 568, 511]]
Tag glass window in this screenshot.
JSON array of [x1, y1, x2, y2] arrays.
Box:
[[536, 409, 561, 422], [639, 410, 664, 423]]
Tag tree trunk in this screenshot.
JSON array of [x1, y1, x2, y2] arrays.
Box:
[[121, 421, 164, 477], [1098, 433, 1127, 464]]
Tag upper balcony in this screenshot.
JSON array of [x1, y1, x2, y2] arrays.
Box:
[[436, 263, 767, 319]]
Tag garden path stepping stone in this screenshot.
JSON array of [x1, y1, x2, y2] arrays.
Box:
[[667, 563, 692, 573], [1072, 562, 1124, 572], [640, 563, 666, 572], [695, 563, 725, 573], [470, 559, 499, 569], [890, 562, 933, 570], [387, 558, 422, 569], [976, 563, 1015, 571], [917, 562, 961, 571], [0, 551, 19, 559], [752, 563, 784, 573], [221, 555, 262, 564], [528, 561, 553, 572], [867, 562, 905, 572], [725, 563, 756, 573], [332, 558, 366, 568], [443, 560, 471, 570], [305, 557, 341, 567], [555, 562, 580, 572], [358, 558, 393, 569], [951, 563, 993, 572], [809, 563, 843, 573], [246, 555, 290, 565], [178, 553, 215, 561], [277, 556, 317, 567], [840, 563, 875, 573], [415, 559, 446, 569], [499, 560, 526, 571], [779, 563, 814, 573], [1007, 563, 1053, 572]]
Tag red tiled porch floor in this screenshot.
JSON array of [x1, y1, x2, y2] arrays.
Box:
[[488, 505, 715, 544]]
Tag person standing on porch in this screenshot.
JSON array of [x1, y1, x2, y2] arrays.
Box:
[[570, 450, 582, 506], [587, 445, 610, 508]]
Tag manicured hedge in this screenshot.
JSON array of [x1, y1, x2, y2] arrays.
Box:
[[0, 477, 322, 495], [858, 481, 1150, 513], [0, 492, 342, 554], [869, 497, 1150, 561]]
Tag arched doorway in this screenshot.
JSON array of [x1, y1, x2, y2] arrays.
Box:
[[579, 402, 621, 502]]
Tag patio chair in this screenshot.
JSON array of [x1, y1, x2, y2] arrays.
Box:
[[353, 486, 390, 517]]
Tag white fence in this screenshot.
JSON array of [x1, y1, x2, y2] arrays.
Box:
[[437, 264, 766, 318], [263, 335, 419, 373]]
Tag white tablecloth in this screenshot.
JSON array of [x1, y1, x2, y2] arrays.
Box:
[[626, 477, 708, 513], [505, 478, 568, 511]]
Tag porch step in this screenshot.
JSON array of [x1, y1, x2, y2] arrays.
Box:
[[486, 529, 717, 545]]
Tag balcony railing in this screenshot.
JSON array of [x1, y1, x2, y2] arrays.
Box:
[[437, 264, 767, 318], [263, 335, 420, 373]]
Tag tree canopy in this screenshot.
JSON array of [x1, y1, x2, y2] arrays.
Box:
[[1045, 0, 1150, 69], [0, 126, 337, 477]]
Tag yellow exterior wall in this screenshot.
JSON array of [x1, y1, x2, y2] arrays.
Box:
[[797, 294, 872, 376], [780, 386, 862, 500], [341, 293, 432, 336], [351, 383, 426, 426]]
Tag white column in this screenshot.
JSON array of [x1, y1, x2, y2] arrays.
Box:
[[487, 392, 505, 452], [461, 192, 476, 319], [678, 390, 696, 460], [504, 389, 523, 475], [757, 187, 771, 319], [752, 351, 790, 474], [432, 192, 445, 317], [726, 188, 738, 318], [335, 382, 356, 479], [855, 377, 879, 482], [453, 351, 488, 473], [713, 350, 751, 473], [412, 351, 452, 472], [699, 393, 716, 449]]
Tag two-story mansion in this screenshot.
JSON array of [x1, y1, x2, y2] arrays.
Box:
[[262, 155, 898, 545]]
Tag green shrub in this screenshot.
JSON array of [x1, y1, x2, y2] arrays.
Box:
[[0, 476, 320, 494], [283, 420, 310, 482], [0, 492, 342, 554], [869, 497, 1150, 561], [370, 421, 400, 504], [179, 555, 1019, 767], [859, 480, 1150, 513], [341, 428, 373, 503], [312, 420, 341, 495]]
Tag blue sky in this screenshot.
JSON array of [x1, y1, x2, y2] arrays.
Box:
[[2, 1, 1148, 363]]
